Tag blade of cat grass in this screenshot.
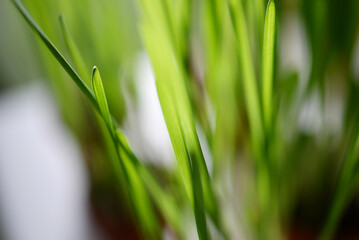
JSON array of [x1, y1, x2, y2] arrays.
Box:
[[59, 15, 89, 84], [254, 0, 265, 42], [92, 66, 178, 234], [138, 164, 182, 235], [59, 15, 134, 208], [227, 0, 264, 158], [189, 147, 209, 240], [139, 2, 219, 217], [93, 66, 178, 236], [10, 0, 99, 112], [91, 67, 159, 237], [140, 19, 194, 206], [141, 23, 211, 239], [116, 131, 160, 238], [319, 115, 359, 240], [91, 66, 113, 133], [115, 130, 182, 235], [262, 0, 276, 133], [228, 1, 272, 234]]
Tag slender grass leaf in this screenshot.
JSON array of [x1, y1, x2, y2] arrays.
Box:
[[10, 0, 99, 112], [90, 69, 161, 236], [320, 115, 359, 240], [91, 66, 113, 132], [59, 15, 89, 84], [116, 131, 159, 239], [254, 0, 265, 42], [228, 0, 272, 234], [140, 21, 194, 204], [139, 165, 182, 234], [228, 0, 264, 158], [141, 19, 214, 238], [262, 0, 276, 133], [190, 148, 209, 240], [122, 154, 159, 239], [155, 69, 194, 205], [90, 67, 160, 237], [115, 129, 182, 235]]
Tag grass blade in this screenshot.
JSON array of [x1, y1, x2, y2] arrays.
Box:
[[116, 130, 182, 236], [141, 17, 213, 238], [91, 66, 113, 132], [319, 114, 359, 240], [90, 67, 159, 237], [10, 0, 99, 112], [262, 0, 276, 133], [138, 165, 182, 235], [190, 148, 209, 240], [116, 131, 160, 239], [59, 15, 89, 84], [228, 1, 274, 237], [228, 0, 264, 158]]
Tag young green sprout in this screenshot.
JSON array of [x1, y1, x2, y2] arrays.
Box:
[[262, 0, 276, 134]]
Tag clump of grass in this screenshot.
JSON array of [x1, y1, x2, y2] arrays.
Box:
[[9, 0, 359, 239]]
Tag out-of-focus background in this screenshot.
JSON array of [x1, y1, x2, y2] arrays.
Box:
[[0, 0, 359, 239]]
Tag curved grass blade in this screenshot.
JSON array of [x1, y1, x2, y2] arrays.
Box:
[[91, 66, 113, 132], [138, 164, 182, 235], [91, 68, 159, 237], [10, 0, 99, 112], [141, 21, 212, 239], [59, 15, 89, 84], [319, 115, 359, 240], [117, 132, 160, 238], [116, 129, 182, 236], [141, 20, 194, 205], [155, 72, 194, 205], [190, 148, 209, 240], [262, 0, 276, 133], [227, 0, 264, 158], [228, 1, 272, 236]]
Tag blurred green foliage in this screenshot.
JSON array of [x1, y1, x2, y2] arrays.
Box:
[[2, 0, 359, 239]]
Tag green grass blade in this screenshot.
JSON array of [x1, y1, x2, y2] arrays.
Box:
[[138, 165, 182, 234], [262, 0, 276, 133], [140, 19, 194, 205], [155, 72, 194, 205], [115, 131, 160, 238], [59, 15, 89, 84], [228, 1, 272, 236], [228, 0, 264, 158], [141, 20, 213, 238], [190, 148, 209, 240], [319, 116, 359, 240], [116, 129, 182, 235], [91, 66, 113, 132], [254, 0, 265, 42], [90, 69, 160, 237], [10, 0, 99, 112]]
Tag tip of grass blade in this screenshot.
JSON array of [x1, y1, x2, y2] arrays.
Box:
[[58, 14, 90, 84], [262, 0, 276, 133], [91, 66, 113, 132], [267, 0, 275, 9], [10, 0, 99, 112]]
